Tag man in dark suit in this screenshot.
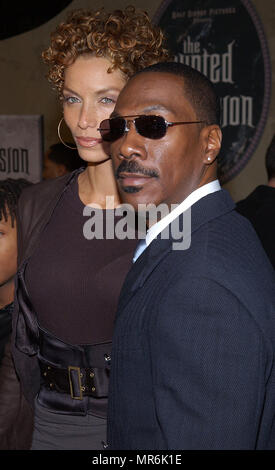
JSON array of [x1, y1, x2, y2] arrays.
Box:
[[236, 134, 275, 268], [99, 62, 275, 449]]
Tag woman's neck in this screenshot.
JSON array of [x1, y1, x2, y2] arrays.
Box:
[[78, 159, 121, 208]]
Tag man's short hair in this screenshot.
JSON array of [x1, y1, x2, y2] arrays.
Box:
[[133, 61, 220, 127], [265, 134, 275, 181]]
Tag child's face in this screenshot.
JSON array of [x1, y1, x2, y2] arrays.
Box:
[[0, 213, 17, 287]]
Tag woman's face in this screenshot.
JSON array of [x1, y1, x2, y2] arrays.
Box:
[[62, 55, 127, 164]]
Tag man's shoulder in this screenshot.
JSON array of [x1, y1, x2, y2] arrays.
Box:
[[157, 209, 275, 334], [167, 205, 274, 287], [205, 208, 273, 275]]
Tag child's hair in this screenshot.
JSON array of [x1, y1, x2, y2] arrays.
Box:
[[0, 178, 32, 227]]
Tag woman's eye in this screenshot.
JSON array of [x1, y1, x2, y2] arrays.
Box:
[[63, 96, 80, 104], [100, 97, 115, 104]]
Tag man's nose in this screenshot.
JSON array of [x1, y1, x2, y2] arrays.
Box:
[[116, 122, 146, 160]]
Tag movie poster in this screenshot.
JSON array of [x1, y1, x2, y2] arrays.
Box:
[[153, 0, 271, 183], [0, 115, 43, 183]]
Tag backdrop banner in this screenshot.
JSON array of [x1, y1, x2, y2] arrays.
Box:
[[0, 115, 43, 183], [153, 0, 271, 184]]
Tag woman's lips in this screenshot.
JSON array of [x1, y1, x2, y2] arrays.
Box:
[[75, 136, 103, 148], [118, 173, 152, 186]]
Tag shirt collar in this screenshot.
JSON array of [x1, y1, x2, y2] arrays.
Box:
[[146, 179, 221, 247]]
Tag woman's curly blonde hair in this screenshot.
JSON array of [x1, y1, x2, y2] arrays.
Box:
[[42, 6, 170, 96]]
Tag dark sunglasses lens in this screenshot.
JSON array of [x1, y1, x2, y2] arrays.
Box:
[[136, 116, 167, 139], [99, 118, 125, 142]]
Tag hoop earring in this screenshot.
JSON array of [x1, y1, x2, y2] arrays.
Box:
[[57, 118, 77, 149]]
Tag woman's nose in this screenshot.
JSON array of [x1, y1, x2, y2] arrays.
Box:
[[78, 105, 98, 129]]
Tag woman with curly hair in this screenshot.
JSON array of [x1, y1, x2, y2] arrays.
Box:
[[11, 6, 169, 450]]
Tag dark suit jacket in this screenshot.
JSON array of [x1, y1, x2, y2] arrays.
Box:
[[236, 185, 275, 268], [107, 189, 275, 450]]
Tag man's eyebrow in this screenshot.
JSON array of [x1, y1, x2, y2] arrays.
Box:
[[110, 104, 174, 119], [142, 104, 171, 113]]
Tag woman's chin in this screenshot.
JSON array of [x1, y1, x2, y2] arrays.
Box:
[[78, 149, 111, 165]]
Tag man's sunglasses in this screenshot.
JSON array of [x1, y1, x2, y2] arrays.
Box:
[[98, 115, 205, 142]]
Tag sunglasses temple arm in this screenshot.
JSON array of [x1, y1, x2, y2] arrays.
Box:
[[168, 120, 205, 127]]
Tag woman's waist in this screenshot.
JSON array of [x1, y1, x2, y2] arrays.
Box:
[[38, 326, 111, 368], [37, 327, 111, 415]]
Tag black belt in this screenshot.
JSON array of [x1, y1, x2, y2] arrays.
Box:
[[40, 361, 110, 400]]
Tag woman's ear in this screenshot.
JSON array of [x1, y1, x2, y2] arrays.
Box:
[[202, 126, 222, 164]]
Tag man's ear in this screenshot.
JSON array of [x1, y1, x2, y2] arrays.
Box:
[[201, 125, 222, 164]]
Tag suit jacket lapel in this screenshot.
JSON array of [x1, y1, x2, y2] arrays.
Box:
[[117, 236, 172, 313]]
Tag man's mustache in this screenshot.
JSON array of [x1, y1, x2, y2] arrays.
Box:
[[115, 160, 159, 179]]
